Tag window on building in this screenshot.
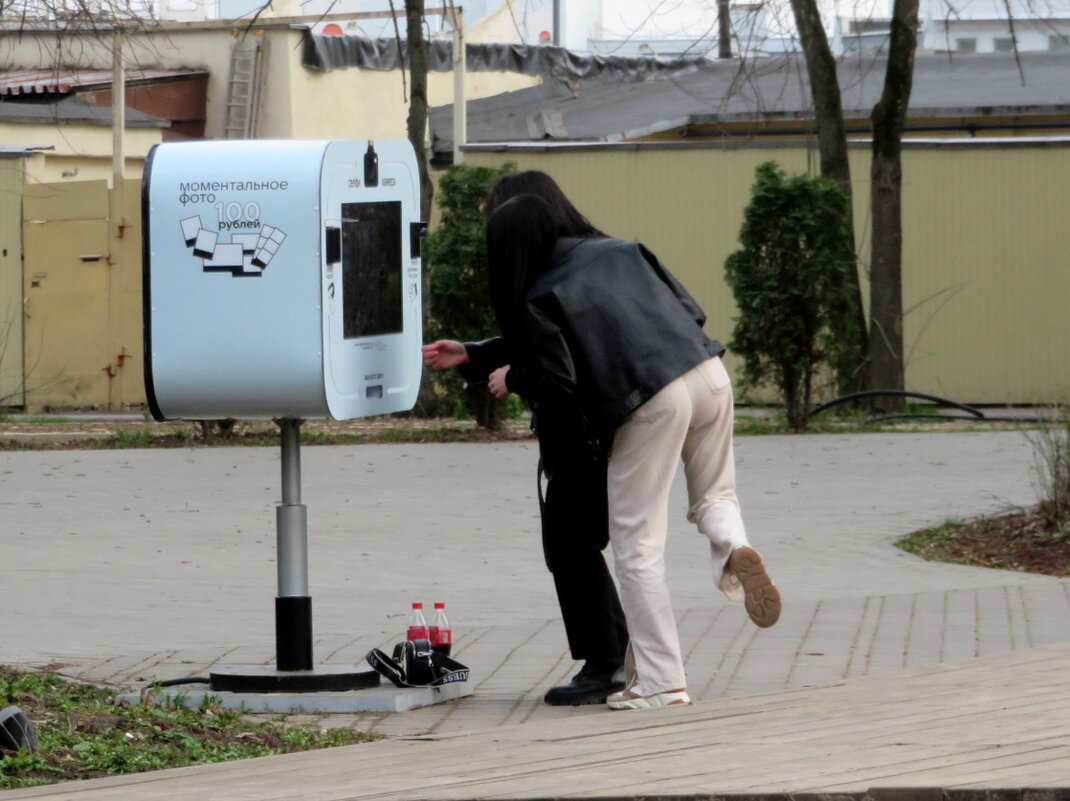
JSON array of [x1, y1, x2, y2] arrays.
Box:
[[1050, 34, 1070, 51], [993, 37, 1014, 52], [955, 37, 977, 52]]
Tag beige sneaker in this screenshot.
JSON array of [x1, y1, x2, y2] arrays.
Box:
[[606, 688, 691, 710], [728, 546, 781, 628]]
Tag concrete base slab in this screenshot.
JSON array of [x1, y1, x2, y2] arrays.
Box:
[[208, 664, 380, 693], [115, 681, 473, 713]]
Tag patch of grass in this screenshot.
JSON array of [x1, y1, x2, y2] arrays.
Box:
[[733, 414, 785, 436], [900, 405, 1070, 577], [896, 509, 1070, 576], [302, 426, 529, 445], [731, 408, 988, 436], [0, 667, 380, 789], [109, 429, 156, 448], [502, 394, 526, 422], [17, 416, 73, 424], [0, 410, 1036, 453], [896, 519, 980, 565]]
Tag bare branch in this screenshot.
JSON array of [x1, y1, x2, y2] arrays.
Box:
[[388, 0, 407, 102], [601, 0, 678, 55], [1000, 0, 1027, 83]]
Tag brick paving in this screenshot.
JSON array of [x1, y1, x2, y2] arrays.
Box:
[[3, 430, 1064, 740]]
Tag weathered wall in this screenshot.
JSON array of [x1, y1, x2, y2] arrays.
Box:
[[0, 123, 161, 184], [21, 179, 142, 410], [290, 63, 539, 142], [465, 139, 1070, 405], [8, 134, 1069, 409], [0, 157, 24, 406]]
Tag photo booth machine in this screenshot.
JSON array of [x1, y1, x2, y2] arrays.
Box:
[[143, 139, 425, 692]]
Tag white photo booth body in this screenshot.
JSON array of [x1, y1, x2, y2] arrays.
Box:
[[143, 139, 423, 422], [141, 140, 426, 688]]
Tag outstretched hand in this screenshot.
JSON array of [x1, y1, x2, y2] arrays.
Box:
[[488, 365, 511, 399], [422, 340, 469, 370]]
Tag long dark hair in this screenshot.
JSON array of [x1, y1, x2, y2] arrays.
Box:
[[486, 171, 601, 238], [486, 194, 560, 350]]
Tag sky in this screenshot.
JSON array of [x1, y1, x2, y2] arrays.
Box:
[[595, 0, 888, 39], [216, 0, 896, 39]]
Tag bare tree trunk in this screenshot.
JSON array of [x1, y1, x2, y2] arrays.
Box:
[[788, 0, 868, 392], [403, 0, 441, 418], [716, 0, 732, 59], [789, 0, 850, 193], [405, 0, 433, 225], [866, 0, 919, 407]]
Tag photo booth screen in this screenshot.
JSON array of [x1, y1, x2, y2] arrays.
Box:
[[341, 201, 403, 340]]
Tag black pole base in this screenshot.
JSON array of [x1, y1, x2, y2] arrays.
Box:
[[209, 665, 381, 694], [206, 594, 382, 693], [276, 595, 313, 671]]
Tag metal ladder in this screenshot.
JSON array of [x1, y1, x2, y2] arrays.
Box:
[[223, 36, 267, 139]]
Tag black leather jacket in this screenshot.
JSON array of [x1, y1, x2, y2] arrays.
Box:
[[525, 236, 724, 433]]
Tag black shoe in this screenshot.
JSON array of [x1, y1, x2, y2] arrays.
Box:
[[543, 661, 626, 706]]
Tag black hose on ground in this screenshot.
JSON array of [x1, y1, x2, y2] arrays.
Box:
[[809, 390, 1053, 424], [809, 390, 985, 420], [150, 677, 211, 688]]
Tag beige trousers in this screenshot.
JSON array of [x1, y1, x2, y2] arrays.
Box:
[[607, 357, 749, 695]]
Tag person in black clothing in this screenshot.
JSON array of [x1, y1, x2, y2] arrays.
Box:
[[422, 171, 629, 706]]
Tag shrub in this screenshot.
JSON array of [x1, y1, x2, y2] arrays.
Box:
[[725, 162, 860, 430], [423, 162, 514, 428], [1031, 403, 1070, 537]]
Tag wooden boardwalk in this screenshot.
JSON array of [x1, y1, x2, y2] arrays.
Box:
[[5, 642, 1070, 800]]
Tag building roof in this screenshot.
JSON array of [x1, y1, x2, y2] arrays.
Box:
[[0, 67, 208, 96], [0, 144, 54, 155], [430, 51, 1070, 156], [0, 95, 169, 128]]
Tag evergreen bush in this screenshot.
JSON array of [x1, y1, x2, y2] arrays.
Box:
[[725, 161, 860, 430], [424, 162, 514, 428]]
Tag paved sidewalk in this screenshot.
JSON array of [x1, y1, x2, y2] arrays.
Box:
[[3, 431, 1063, 735], [7, 641, 1070, 800]]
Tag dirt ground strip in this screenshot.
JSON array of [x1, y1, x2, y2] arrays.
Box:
[[0, 404, 1047, 445], [0, 416, 537, 448]]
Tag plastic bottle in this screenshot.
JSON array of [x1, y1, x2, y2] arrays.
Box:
[[429, 601, 452, 656], [363, 140, 379, 187], [407, 601, 429, 641]]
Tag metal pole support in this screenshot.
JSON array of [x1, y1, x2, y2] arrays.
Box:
[[276, 418, 312, 671], [209, 418, 379, 693]]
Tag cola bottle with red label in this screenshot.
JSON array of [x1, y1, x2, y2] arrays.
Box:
[[407, 601, 429, 641], [428, 602, 452, 656]]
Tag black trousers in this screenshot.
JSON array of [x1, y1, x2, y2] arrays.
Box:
[[460, 337, 627, 664], [540, 458, 629, 665]]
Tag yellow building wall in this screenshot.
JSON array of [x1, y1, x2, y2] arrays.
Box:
[[462, 146, 817, 400], [291, 64, 540, 141], [0, 158, 24, 406], [899, 146, 1070, 403], [0, 26, 538, 145], [1, 124, 162, 185], [21, 179, 143, 410], [464, 142, 1070, 405], [257, 29, 296, 139], [10, 143, 1069, 411], [467, 0, 535, 43]]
